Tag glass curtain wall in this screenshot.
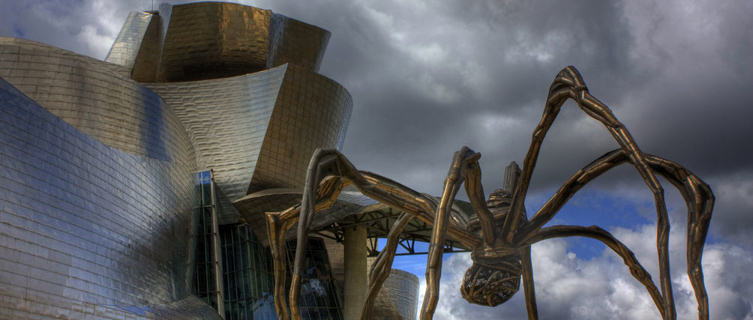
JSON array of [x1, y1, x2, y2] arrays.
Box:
[[220, 224, 277, 319], [193, 170, 220, 309], [286, 238, 343, 320], [193, 170, 343, 319]]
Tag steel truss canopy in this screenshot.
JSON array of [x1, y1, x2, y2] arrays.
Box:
[[233, 185, 477, 255]]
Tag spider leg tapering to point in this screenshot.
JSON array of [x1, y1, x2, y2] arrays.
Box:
[[516, 149, 713, 319], [505, 66, 676, 319]]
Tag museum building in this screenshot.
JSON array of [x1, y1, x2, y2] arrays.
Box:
[[0, 2, 419, 319]]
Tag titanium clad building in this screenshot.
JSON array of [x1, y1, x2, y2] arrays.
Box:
[[0, 2, 418, 319]]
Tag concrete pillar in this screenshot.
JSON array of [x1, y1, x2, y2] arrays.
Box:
[[343, 225, 368, 319]]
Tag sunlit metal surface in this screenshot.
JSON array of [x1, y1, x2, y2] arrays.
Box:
[[0, 2, 355, 319], [147, 64, 352, 221], [157, 3, 330, 82], [146, 66, 287, 214], [0, 38, 195, 163], [248, 64, 352, 192], [373, 269, 418, 320], [160, 3, 272, 81], [104, 11, 154, 71], [0, 77, 212, 318]]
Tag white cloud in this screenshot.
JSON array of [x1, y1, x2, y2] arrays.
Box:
[[414, 223, 753, 319], [77, 24, 115, 59]]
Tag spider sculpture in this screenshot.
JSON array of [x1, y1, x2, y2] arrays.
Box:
[[265, 66, 714, 320]]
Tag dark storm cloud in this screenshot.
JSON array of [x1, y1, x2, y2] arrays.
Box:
[[259, 0, 753, 248], [257, 0, 645, 194]]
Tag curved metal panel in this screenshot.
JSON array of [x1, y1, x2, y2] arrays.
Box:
[[0, 78, 203, 318], [104, 11, 155, 70], [130, 12, 164, 82], [375, 269, 419, 320], [0, 38, 195, 165], [155, 2, 330, 82], [250, 64, 353, 192], [145, 65, 287, 205], [268, 14, 330, 72], [160, 3, 272, 81]]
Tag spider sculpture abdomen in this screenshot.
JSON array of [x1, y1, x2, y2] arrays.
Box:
[[461, 252, 522, 306], [461, 185, 524, 306]]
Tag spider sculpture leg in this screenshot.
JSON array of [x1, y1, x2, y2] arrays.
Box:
[[421, 147, 488, 319], [504, 66, 676, 319], [266, 148, 480, 320], [360, 212, 413, 319], [520, 244, 538, 319], [517, 149, 713, 319]]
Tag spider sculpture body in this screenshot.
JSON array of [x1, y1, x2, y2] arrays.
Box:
[[265, 66, 714, 320]]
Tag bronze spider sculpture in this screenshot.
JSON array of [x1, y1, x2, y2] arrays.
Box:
[[266, 66, 714, 320]]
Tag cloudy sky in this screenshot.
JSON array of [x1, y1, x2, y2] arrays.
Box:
[[1, 0, 752, 319]]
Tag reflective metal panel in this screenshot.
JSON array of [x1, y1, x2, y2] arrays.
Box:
[[139, 2, 331, 82], [0, 38, 195, 164], [0, 2, 355, 319], [146, 65, 287, 206], [105, 11, 155, 70], [160, 3, 273, 81], [131, 12, 164, 82], [268, 14, 330, 72], [147, 63, 353, 202], [377, 269, 419, 320], [250, 64, 352, 192], [0, 78, 207, 317]]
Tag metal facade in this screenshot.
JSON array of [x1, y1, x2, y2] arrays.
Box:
[[146, 66, 287, 219], [0, 77, 207, 318], [157, 3, 330, 82], [0, 2, 419, 319], [105, 11, 154, 70], [379, 269, 419, 320], [0, 38, 195, 164]]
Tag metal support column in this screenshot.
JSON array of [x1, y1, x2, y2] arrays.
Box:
[[209, 170, 225, 318], [343, 225, 367, 319]]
